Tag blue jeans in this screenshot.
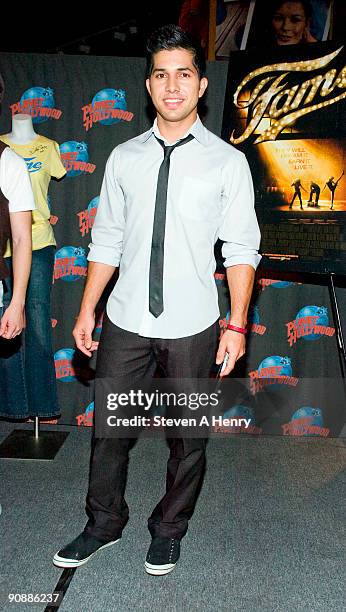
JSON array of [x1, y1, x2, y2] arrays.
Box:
[[0, 246, 59, 419]]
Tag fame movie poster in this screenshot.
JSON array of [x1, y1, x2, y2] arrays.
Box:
[[222, 42, 346, 274]]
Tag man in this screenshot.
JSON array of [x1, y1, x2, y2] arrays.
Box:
[[0, 74, 34, 342], [53, 25, 261, 575]]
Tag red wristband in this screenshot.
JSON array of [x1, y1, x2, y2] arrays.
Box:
[[227, 323, 247, 335]]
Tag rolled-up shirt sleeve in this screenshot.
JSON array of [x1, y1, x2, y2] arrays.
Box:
[[88, 149, 125, 267], [218, 151, 261, 270]]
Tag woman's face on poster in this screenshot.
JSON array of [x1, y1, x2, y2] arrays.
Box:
[[271, 1, 309, 45]]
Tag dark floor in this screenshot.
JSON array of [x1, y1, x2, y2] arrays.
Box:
[[0, 423, 345, 612]]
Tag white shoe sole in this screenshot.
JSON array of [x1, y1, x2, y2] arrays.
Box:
[[53, 539, 119, 568], [144, 561, 176, 576]]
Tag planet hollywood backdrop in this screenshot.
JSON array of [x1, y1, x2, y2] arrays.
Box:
[[0, 51, 344, 437]]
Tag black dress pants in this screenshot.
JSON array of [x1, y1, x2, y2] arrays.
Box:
[[84, 314, 219, 542]]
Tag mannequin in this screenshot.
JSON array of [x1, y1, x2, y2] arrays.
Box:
[[0, 115, 66, 420], [5, 113, 38, 144], [0, 114, 34, 342]]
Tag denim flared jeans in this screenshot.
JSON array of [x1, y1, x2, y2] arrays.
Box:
[[0, 246, 59, 419]]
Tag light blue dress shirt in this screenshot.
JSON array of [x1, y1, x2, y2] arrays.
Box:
[[88, 116, 261, 339]]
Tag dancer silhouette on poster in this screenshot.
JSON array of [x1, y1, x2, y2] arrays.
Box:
[[289, 178, 306, 210], [322, 171, 344, 210], [307, 181, 321, 208]]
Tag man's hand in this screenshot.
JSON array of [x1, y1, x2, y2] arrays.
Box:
[[73, 310, 98, 357], [0, 302, 25, 339], [215, 330, 246, 377]]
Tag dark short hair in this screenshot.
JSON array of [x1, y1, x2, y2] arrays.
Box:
[[146, 24, 206, 79], [271, 0, 312, 21]]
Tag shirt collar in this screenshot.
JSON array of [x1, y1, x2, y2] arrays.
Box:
[[137, 115, 208, 147]]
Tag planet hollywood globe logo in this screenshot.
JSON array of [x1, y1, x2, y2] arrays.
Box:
[[258, 355, 292, 378], [249, 355, 298, 394], [282, 407, 329, 437], [82, 88, 134, 131], [54, 348, 76, 382], [296, 306, 329, 341], [53, 246, 88, 282], [10, 87, 62, 123], [286, 305, 335, 346], [92, 89, 127, 125], [60, 141, 96, 177]]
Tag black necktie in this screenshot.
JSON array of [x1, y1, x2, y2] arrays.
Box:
[[149, 133, 194, 318]]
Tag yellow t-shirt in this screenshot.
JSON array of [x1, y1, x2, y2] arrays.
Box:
[[0, 134, 66, 254]]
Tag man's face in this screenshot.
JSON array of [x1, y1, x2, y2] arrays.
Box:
[[146, 48, 208, 124]]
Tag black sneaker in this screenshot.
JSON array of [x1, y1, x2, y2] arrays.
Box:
[[144, 537, 181, 576], [53, 532, 119, 568]]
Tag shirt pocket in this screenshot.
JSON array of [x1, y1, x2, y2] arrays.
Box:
[[178, 176, 220, 222]]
